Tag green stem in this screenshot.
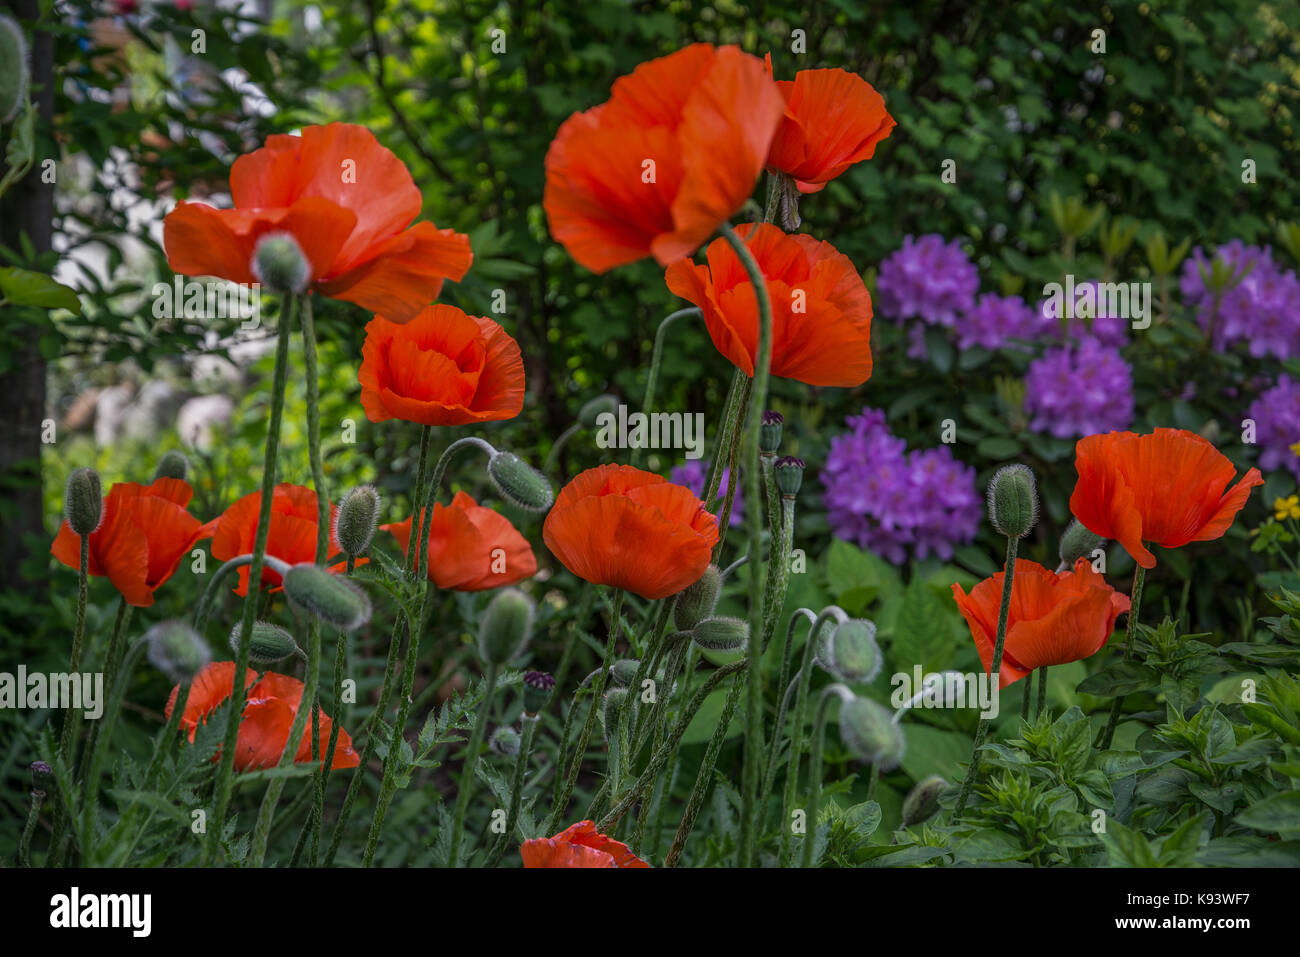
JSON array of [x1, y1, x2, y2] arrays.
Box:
[[801, 685, 851, 868], [58, 535, 90, 766], [763, 607, 816, 799], [80, 636, 145, 863], [633, 307, 701, 469], [1021, 668, 1033, 722], [486, 713, 539, 866], [1098, 564, 1146, 750], [405, 427, 432, 575], [1036, 665, 1048, 721], [447, 663, 499, 867], [19, 789, 44, 868]]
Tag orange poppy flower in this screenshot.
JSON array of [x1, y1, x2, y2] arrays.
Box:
[[665, 222, 872, 388], [51, 478, 204, 607], [358, 305, 525, 427], [382, 491, 537, 591], [520, 820, 649, 868], [951, 559, 1131, 689], [165, 661, 360, 772], [764, 55, 895, 194], [1069, 428, 1263, 569], [543, 43, 784, 274], [163, 123, 472, 322], [543, 464, 719, 600], [200, 484, 351, 596]]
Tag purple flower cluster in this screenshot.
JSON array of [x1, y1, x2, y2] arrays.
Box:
[[1024, 337, 1134, 438], [821, 408, 980, 563], [1247, 375, 1300, 482], [954, 293, 1040, 351], [1179, 241, 1300, 360], [1038, 280, 1130, 347], [669, 459, 743, 527], [876, 234, 979, 327]]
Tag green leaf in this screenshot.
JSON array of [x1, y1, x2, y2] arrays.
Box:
[[0, 267, 82, 314], [1100, 818, 1159, 867], [1236, 790, 1300, 836], [1076, 661, 1159, 697]]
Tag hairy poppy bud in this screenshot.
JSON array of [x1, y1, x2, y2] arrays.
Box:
[[610, 659, 640, 687], [601, 686, 630, 739], [759, 410, 784, 454], [0, 15, 28, 123], [1058, 518, 1104, 568], [144, 620, 211, 683], [522, 671, 554, 715], [490, 726, 521, 756], [282, 563, 372, 631], [335, 484, 381, 558], [477, 587, 535, 666], [230, 620, 299, 663], [488, 451, 554, 513], [578, 394, 619, 429], [988, 464, 1038, 539], [64, 467, 102, 536], [251, 232, 311, 294], [902, 775, 947, 826], [819, 618, 881, 683], [774, 456, 805, 497], [673, 564, 721, 631], [691, 615, 749, 652], [153, 450, 190, 482], [838, 695, 905, 769], [771, 172, 802, 232]]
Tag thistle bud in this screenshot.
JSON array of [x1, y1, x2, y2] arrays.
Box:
[[335, 484, 381, 558], [690, 616, 749, 652], [522, 671, 554, 715], [251, 232, 311, 295], [476, 587, 535, 666], [29, 760, 53, 793], [488, 451, 554, 513], [144, 620, 211, 683], [1058, 519, 1104, 569], [282, 563, 372, 631], [673, 564, 721, 631], [153, 450, 190, 482], [490, 726, 521, 756], [610, 659, 640, 687], [0, 15, 28, 123], [819, 618, 881, 684], [578, 394, 619, 429], [838, 695, 905, 769], [987, 464, 1038, 539], [774, 456, 805, 497], [64, 467, 102, 536], [902, 775, 947, 826], [229, 620, 299, 664], [759, 410, 784, 454]]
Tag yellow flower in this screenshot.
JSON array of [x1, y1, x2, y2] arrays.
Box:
[[1275, 495, 1300, 521]]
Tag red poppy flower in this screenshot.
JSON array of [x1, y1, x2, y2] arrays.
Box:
[[763, 55, 895, 194], [543, 464, 719, 600], [952, 559, 1130, 689], [200, 484, 351, 596], [358, 305, 525, 427], [165, 661, 360, 772], [520, 820, 649, 868], [51, 478, 204, 608], [665, 222, 872, 388], [1069, 428, 1263, 569], [163, 123, 472, 322], [544, 43, 784, 274], [382, 491, 537, 591]]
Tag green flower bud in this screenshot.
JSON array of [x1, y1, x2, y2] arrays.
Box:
[[838, 695, 905, 769], [522, 671, 554, 715], [774, 455, 805, 497], [144, 620, 211, 683], [902, 775, 947, 826], [578, 394, 619, 429], [818, 618, 881, 684], [487, 451, 554, 513], [691, 615, 749, 652], [251, 232, 311, 294], [152, 450, 190, 482], [476, 587, 535, 666], [1058, 518, 1105, 569], [601, 686, 630, 739], [229, 620, 299, 664], [987, 464, 1038, 539], [0, 15, 28, 123], [490, 726, 521, 756], [610, 659, 640, 687], [673, 564, 721, 631], [282, 563, 372, 631], [759, 410, 784, 454], [64, 467, 103, 536], [335, 484, 381, 558]]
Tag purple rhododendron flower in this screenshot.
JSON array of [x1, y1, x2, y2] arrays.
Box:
[[1024, 336, 1134, 438], [1247, 375, 1300, 482], [877, 234, 979, 327], [1037, 279, 1130, 348], [1180, 242, 1300, 360], [669, 459, 743, 527], [955, 293, 1039, 351]]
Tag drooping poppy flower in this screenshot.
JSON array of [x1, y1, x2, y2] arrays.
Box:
[[543, 464, 719, 600], [665, 222, 872, 388], [165, 661, 360, 772], [1069, 428, 1264, 569], [544, 43, 784, 274], [163, 123, 472, 322], [520, 820, 650, 868], [382, 491, 536, 591], [200, 484, 352, 596], [358, 305, 525, 427], [763, 55, 895, 194], [951, 558, 1130, 689], [51, 478, 205, 607]]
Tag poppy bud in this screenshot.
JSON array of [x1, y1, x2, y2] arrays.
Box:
[[578, 394, 619, 429], [1058, 518, 1104, 568], [477, 587, 535, 666], [335, 484, 381, 558], [759, 410, 784, 454], [838, 695, 905, 769], [902, 775, 947, 826], [819, 618, 881, 684], [229, 620, 299, 664], [490, 726, 521, 756], [64, 467, 102, 536], [691, 615, 749, 652], [673, 564, 722, 631], [610, 659, 640, 687], [601, 686, 629, 738], [282, 563, 372, 631], [30, 760, 52, 793], [774, 456, 805, 497], [251, 232, 311, 295], [988, 464, 1038, 539], [772, 172, 802, 232], [144, 620, 211, 683], [153, 450, 189, 482], [522, 671, 554, 715], [0, 15, 28, 123], [488, 451, 554, 513]]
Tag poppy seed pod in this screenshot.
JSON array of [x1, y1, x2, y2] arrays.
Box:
[[229, 620, 299, 664], [144, 620, 212, 684], [838, 695, 905, 769], [988, 464, 1038, 539], [335, 484, 381, 558], [522, 671, 555, 715], [578, 394, 619, 429], [610, 659, 640, 687], [819, 618, 881, 684], [490, 726, 521, 756], [282, 563, 372, 631], [64, 467, 103, 536], [251, 232, 311, 295], [902, 775, 947, 826], [476, 587, 535, 666], [673, 564, 722, 631], [691, 615, 749, 652], [1058, 518, 1105, 569], [774, 456, 805, 497], [153, 450, 190, 482], [487, 451, 554, 513], [759, 410, 784, 454], [0, 15, 27, 123]]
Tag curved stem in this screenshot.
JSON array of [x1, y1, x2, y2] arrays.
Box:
[[486, 713, 538, 866], [763, 606, 817, 799], [633, 306, 701, 469], [1098, 564, 1146, 749], [801, 685, 852, 868], [446, 663, 499, 867], [193, 554, 291, 632]]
